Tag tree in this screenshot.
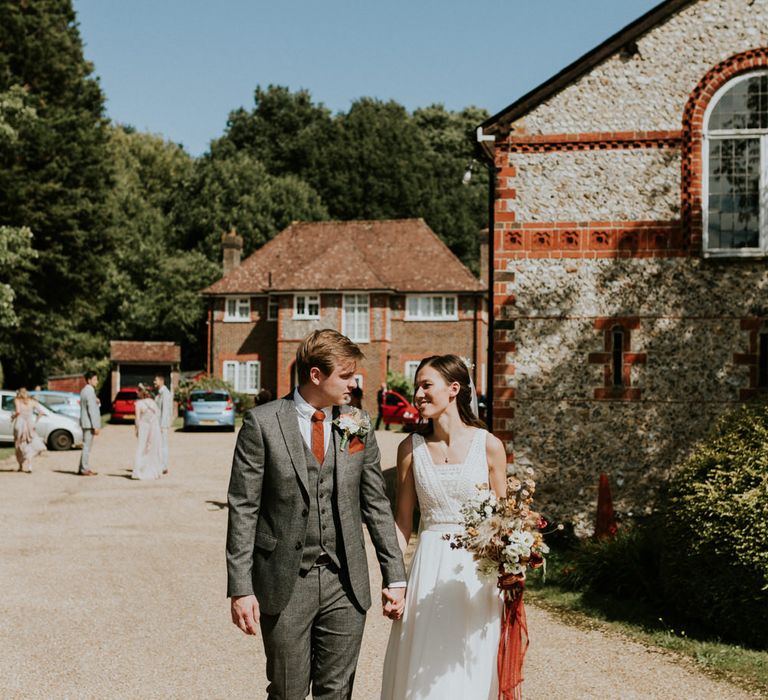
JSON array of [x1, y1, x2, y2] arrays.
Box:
[[0, 0, 114, 385]]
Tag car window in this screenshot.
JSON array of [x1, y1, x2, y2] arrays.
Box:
[[385, 393, 404, 406], [1, 396, 14, 411], [191, 391, 230, 402], [115, 391, 137, 401]]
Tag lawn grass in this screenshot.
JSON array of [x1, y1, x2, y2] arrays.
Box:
[[527, 570, 768, 696], [0, 445, 15, 461]]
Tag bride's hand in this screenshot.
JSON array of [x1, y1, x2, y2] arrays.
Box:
[[382, 587, 406, 620]]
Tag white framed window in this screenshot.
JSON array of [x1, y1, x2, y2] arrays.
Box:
[[267, 297, 279, 321], [224, 297, 251, 322], [405, 295, 458, 321], [343, 293, 370, 342], [223, 360, 260, 394], [703, 71, 768, 256], [294, 294, 320, 319], [404, 361, 421, 384]]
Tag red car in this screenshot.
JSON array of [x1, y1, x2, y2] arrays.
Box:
[[111, 387, 138, 422], [381, 390, 420, 427]]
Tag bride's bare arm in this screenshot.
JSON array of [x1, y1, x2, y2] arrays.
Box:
[[486, 433, 508, 499], [394, 435, 417, 554]]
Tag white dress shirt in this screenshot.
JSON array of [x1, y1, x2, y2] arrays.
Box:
[[293, 388, 332, 458]]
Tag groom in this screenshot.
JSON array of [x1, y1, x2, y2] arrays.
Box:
[[226, 329, 406, 699]]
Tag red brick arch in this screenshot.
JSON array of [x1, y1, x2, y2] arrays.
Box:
[[681, 48, 768, 248]]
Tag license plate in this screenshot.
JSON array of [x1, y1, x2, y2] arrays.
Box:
[[200, 420, 217, 426], [125, 414, 135, 420]]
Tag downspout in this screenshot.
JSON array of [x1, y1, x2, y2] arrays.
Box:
[[476, 126, 496, 430], [207, 300, 213, 376]]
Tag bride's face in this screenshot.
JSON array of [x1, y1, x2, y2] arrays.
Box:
[[414, 365, 459, 420]]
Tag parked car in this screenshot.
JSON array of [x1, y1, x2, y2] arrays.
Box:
[[184, 389, 235, 431], [381, 389, 419, 428], [0, 391, 83, 450], [29, 390, 81, 420], [111, 387, 138, 422]]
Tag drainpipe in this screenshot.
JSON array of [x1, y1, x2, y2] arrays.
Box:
[[207, 301, 213, 376], [476, 126, 496, 430]]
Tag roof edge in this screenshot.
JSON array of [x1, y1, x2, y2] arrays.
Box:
[[480, 0, 693, 136]]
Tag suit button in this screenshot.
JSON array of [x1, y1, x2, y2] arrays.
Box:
[[321, 509, 326, 515], [302, 509, 309, 517], [295, 541, 302, 550]]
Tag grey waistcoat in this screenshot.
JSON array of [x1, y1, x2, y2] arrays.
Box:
[[299, 439, 344, 571]]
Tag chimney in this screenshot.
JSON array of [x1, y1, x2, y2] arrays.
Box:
[[222, 228, 243, 276], [478, 228, 489, 285]]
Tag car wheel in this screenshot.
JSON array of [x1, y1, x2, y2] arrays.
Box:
[[48, 430, 73, 451]]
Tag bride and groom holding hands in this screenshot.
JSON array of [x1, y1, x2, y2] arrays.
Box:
[[226, 329, 508, 699]]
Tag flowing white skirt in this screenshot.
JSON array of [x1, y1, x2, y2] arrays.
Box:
[[380, 525, 502, 700]]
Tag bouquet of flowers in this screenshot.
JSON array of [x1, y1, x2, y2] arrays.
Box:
[[445, 461, 549, 700]]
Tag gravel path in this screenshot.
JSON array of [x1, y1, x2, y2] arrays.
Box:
[[0, 425, 758, 699]]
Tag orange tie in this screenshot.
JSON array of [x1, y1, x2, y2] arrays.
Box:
[[311, 410, 325, 464]]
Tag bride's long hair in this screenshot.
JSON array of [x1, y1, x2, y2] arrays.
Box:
[[414, 354, 486, 432]]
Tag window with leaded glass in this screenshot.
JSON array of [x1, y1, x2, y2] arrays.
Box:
[[705, 71, 768, 255]]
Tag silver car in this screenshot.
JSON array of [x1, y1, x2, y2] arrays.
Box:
[[29, 390, 81, 420], [0, 391, 84, 450]]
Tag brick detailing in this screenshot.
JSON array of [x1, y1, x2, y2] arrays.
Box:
[[681, 49, 768, 250], [496, 221, 684, 259], [499, 130, 682, 153], [588, 317, 646, 401], [735, 318, 768, 401]]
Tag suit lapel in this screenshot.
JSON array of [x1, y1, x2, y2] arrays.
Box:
[[276, 397, 309, 495], [333, 404, 349, 486]]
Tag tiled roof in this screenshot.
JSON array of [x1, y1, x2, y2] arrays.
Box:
[[110, 341, 181, 363], [202, 219, 484, 295]]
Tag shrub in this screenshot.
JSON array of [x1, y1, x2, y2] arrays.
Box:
[[386, 370, 413, 400], [660, 402, 768, 649]]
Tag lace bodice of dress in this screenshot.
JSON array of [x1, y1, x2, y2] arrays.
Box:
[[412, 429, 488, 531]]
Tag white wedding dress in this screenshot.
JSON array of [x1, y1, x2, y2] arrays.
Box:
[[381, 428, 501, 700]]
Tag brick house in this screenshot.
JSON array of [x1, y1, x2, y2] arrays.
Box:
[[202, 219, 487, 413], [477, 0, 768, 531]]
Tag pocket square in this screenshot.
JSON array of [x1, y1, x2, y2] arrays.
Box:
[[349, 436, 365, 454]]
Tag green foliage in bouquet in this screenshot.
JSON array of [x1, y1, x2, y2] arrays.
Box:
[[660, 402, 768, 649]]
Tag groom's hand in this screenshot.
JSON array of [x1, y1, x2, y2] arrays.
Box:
[[382, 587, 406, 620], [230, 594, 260, 635]]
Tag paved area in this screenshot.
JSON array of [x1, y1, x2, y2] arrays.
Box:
[[0, 424, 758, 699]]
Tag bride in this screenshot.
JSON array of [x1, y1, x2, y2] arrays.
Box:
[[381, 355, 508, 700], [132, 385, 163, 480]]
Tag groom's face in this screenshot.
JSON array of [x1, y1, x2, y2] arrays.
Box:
[[313, 359, 358, 406]]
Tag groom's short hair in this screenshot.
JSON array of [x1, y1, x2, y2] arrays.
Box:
[[296, 330, 364, 385]]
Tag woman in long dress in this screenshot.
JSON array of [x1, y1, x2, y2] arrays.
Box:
[[12, 388, 46, 473], [381, 355, 508, 700], [132, 385, 163, 480]]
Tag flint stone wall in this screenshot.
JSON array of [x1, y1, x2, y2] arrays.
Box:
[[516, 0, 768, 135]]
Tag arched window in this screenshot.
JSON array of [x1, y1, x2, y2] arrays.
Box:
[[704, 71, 768, 255]]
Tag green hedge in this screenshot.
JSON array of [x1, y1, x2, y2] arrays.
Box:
[[660, 402, 768, 649]]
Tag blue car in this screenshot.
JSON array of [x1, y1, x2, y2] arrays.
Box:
[[183, 389, 236, 431], [29, 390, 81, 421]]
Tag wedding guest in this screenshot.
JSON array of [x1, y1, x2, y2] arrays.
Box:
[[350, 385, 363, 409], [153, 373, 173, 474], [78, 371, 100, 476], [12, 388, 46, 473], [133, 385, 163, 480], [376, 382, 389, 430]]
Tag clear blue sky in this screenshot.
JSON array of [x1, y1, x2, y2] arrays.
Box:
[[73, 0, 661, 156]]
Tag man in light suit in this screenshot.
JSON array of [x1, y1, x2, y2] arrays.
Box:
[[153, 373, 173, 474], [227, 330, 406, 699], [78, 370, 100, 476]]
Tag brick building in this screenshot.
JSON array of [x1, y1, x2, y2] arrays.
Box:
[[202, 219, 487, 413], [109, 340, 181, 403], [477, 0, 768, 532]]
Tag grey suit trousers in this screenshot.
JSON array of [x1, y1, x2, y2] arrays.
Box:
[[79, 429, 94, 472], [259, 564, 365, 700]]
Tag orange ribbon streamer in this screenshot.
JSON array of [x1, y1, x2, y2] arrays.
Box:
[[497, 575, 529, 700]]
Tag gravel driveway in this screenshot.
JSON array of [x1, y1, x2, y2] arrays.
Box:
[[0, 424, 757, 699]]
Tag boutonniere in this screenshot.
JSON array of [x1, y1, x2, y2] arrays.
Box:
[[333, 408, 371, 451]]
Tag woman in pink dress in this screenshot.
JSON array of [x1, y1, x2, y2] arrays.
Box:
[[132, 385, 163, 480]]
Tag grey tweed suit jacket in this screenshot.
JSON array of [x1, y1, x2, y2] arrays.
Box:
[[226, 395, 405, 615]]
